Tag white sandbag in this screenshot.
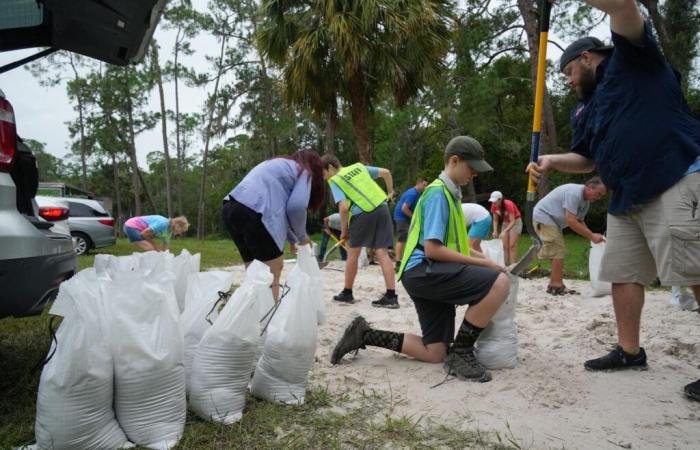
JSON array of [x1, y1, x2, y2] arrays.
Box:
[[189, 261, 274, 423], [475, 274, 518, 369], [181, 271, 236, 395], [358, 247, 369, 268], [670, 286, 697, 310], [173, 249, 201, 313], [250, 263, 318, 405], [35, 269, 130, 450], [94, 251, 175, 280], [482, 239, 505, 266], [589, 242, 612, 297], [105, 260, 185, 450], [295, 244, 325, 325]]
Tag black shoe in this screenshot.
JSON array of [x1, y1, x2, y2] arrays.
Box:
[[685, 379, 700, 401], [333, 290, 355, 304], [371, 294, 399, 309], [584, 345, 647, 371], [443, 348, 492, 382], [330, 315, 370, 365]]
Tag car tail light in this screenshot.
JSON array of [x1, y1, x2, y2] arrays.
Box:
[[39, 206, 69, 221], [98, 218, 115, 227], [0, 96, 17, 172]]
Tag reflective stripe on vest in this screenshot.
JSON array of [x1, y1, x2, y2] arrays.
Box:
[[330, 163, 387, 213], [397, 178, 470, 279]]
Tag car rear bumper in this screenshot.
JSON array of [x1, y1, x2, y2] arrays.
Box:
[[0, 250, 77, 319]]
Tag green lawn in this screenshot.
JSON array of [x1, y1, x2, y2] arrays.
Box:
[[1, 233, 595, 449]]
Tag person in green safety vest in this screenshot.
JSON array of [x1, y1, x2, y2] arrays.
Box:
[[321, 155, 399, 308], [329, 136, 511, 382]]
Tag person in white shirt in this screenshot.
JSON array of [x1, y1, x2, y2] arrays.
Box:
[[461, 203, 492, 253]]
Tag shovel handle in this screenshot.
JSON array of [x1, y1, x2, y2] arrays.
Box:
[[324, 227, 348, 251], [528, 0, 553, 198]]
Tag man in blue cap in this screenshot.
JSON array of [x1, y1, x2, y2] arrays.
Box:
[[528, 0, 700, 401]]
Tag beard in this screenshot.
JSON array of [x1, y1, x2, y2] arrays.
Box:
[[575, 66, 597, 100]]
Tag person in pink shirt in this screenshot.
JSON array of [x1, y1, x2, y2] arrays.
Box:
[[123, 215, 189, 251], [489, 191, 522, 265]]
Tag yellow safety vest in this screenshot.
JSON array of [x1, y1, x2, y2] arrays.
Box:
[[330, 163, 387, 213], [397, 178, 470, 279]]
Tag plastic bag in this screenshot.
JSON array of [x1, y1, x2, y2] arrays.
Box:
[[189, 261, 273, 423], [295, 244, 325, 325], [105, 259, 186, 450], [481, 239, 505, 266], [173, 249, 201, 313], [358, 247, 369, 268], [474, 274, 518, 369], [670, 286, 697, 310], [589, 242, 612, 297], [181, 271, 236, 394], [35, 269, 130, 450], [250, 262, 318, 405]]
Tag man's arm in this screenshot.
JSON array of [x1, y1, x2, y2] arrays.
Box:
[[401, 202, 413, 218], [584, 0, 644, 44], [565, 210, 605, 243], [376, 168, 395, 202], [528, 152, 595, 184], [424, 239, 505, 272]]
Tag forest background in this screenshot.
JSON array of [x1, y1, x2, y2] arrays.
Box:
[[16, 0, 700, 237]]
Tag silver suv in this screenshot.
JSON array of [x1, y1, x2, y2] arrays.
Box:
[[65, 197, 116, 256], [0, 0, 165, 318]]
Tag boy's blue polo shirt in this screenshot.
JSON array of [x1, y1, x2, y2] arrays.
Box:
[[404, 188, 450, 271], [570, 24, 700, 215]]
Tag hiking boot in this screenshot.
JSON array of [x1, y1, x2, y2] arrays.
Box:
[[333, 290, 355, 304], [371, 293, 399, 309], [685, 379, 700, 401], [584, 345, 647, 371], [330, 315, 370, 365], [443, 349, 492, 382]]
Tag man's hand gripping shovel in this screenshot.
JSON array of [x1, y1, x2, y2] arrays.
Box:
[[318, 227, 349, 269], [509, 0, 552, 276]]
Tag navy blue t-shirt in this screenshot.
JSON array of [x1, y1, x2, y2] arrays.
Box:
[[570, 24, 700, 214], [393, 187, 420, 221]]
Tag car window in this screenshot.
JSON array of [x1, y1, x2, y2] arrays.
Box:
[[0, 1, 44, 29], [68, 202, 108, 217]]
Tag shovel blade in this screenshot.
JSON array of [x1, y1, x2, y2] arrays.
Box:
[[508, 245, 538, 275]]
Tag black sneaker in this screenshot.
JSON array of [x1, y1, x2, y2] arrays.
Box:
[[371, 294, 399, 309], [333, 290, 355, 304], [685, 379, 700, 401], [330, 315, 370, 365], [584, 345, 647, 371], [443, 349, 492, 382]]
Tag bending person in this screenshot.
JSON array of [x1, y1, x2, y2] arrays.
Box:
[[124, 215, 189, 252], [461, 202, 492, 253], [222, 149, 326, 300], [330, 136, 509, 382], [489, 191, 522, 265]]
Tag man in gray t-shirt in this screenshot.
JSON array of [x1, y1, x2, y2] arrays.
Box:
[[533, 177, 607, 295]]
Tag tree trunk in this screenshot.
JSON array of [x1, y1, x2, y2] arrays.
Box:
[[123, 68, 142, 215], [347, 70, 372, 163], [137, 168, 157, 213], [196, 36, 227, 239], [174, 27, 184, 214], [151, 41, 174, 217], [111, 151, 123, 234], [69, 56, 89, 189]]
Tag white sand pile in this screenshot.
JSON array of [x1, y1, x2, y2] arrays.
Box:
[[222, 261, 700, 449]]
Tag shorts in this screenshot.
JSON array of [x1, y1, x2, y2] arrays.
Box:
[[600, 171, 700, 286], [535, 222, 566, 260], [222, 198, 283, 263], [348, 204, 394, 248], [124, 226, 144, 242], [401, 260, 500, 345], [505, 218, 523, 235], [468, 216, 492, 239], [395, 220, 410, 242]]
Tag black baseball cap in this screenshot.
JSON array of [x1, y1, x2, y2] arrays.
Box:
[[445, 136, 493, 172], [559, 36, 614, 72]]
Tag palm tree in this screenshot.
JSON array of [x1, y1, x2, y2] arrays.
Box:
[[257, 0, 453, 163]]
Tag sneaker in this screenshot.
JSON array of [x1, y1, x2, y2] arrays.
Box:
[[685, 379, 700, 401], [333, 290, 355, 304], [330, 315, 370, 365], [443, 349, 492, 382], [584, 345, 647, 371], [371, 294, 399, 309]]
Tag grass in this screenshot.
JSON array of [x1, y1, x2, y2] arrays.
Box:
[[1, 233, 596, 449], [516, 232, 592, 280]]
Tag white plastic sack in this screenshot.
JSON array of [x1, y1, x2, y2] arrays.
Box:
[[189, 261, 274, 423], [173, 249, 201, 313], [94, 251, 175, 280], [181, 271, 237, 394], [35, 269, 130, 450], [250, 263, 318, 405], [474, 274, 518, 369], [482, 239, 505, 266], [358, 247, 369, 268], [105, 260, 185, 450], [295, 244, 325, 325], [589, 242, 612, 297], [670, 286, 697, 310]]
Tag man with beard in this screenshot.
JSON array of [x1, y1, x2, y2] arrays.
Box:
[[528, 0, 700, 401]]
